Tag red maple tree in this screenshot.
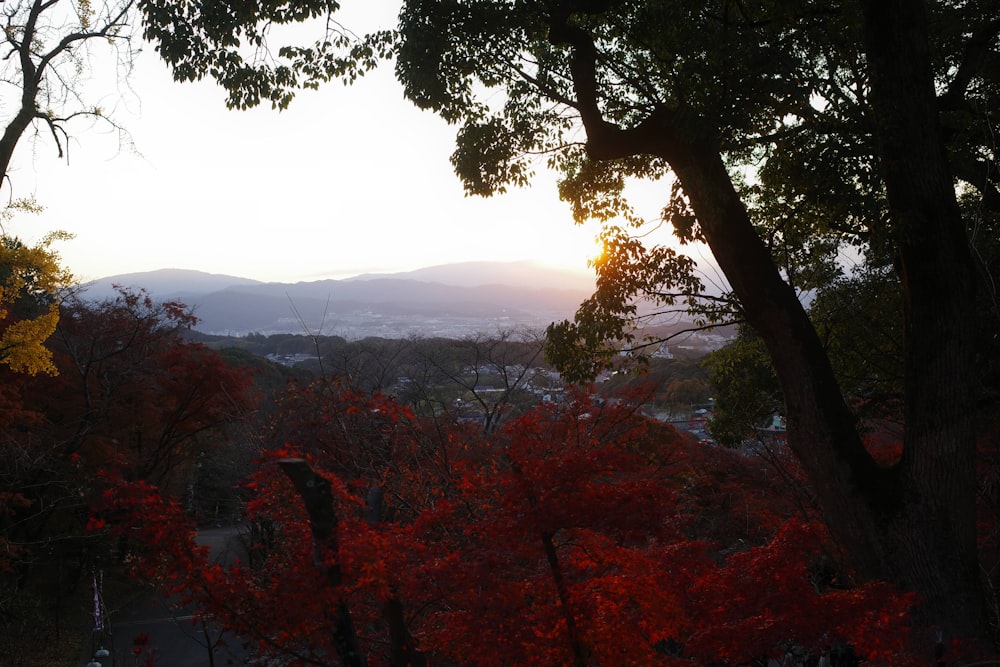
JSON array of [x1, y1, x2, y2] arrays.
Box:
[[95, 385, 922, 666]]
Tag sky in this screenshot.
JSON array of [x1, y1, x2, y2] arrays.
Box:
[[0, 5, 681, 286]]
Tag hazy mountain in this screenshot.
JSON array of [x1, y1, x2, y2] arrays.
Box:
[[83, 268, 263, 299], [80, 263, 595, 337], [347, 260, 594, 291]]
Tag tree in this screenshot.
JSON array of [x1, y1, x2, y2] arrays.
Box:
[[703, 327, 784, 448], [387, 1, 997, 650], [0, 0, 140, 192], [0, 212, 72, 374], [100, 388, 923, 666], [0, 287, 254, 663], [404, 330, 546, 432], [705, 266, 904, 448], [136, 0, 999, 651], [48, 287, 255, 488], [0, 288, 254, 543], [325, 336, 414, 394]]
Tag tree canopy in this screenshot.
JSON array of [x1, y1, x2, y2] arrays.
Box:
[[100, 387, 922, 666]]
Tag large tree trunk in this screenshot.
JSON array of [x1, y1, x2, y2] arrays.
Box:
[[860, 0, 986, 643], [668, 127, 984, 647], [278, 459, 368, 667], [661, 134, 893, 582], [572, 23, 897, 588]]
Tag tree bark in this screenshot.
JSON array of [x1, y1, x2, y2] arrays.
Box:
[[542, 530, 590, 667], [365, 484, 427, 667], [860, 0, 986, 643], [649, 131, 897, 583]]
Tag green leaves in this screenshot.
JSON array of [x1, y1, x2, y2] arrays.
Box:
[[702, 327, 783, 447], [140, 0, 392, 109], [546, 224, 711, 382], [451, 118, 533, 195]]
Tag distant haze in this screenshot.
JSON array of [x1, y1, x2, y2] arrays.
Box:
[[343, 260, 594, 291], [81, 261, 597, 338]]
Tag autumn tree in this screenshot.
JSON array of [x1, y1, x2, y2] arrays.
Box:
[[257, 376, 465, 521], [1, 287, 254, 546], [0, 209, 73, 374], [0, 0, 150, 379], [46, 287, 255, 489], [99, 387, 925, 665], [0, 287, 254, 663]]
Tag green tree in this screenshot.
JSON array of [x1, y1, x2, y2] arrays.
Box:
[[138, 0, 999, 648], [807, 266, 905, 417], [706, 267, 904, 447], [703, 328, 783, 448]]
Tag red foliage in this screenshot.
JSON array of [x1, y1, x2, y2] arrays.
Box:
[[1, 289, 255, 586], [684, 520, 918, 664], [861, 418, 905, 468], [97, 386, 924, 666]]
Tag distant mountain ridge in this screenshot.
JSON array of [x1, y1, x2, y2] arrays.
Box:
[[81, 262, 596, 338], [345, 260, 593, 291], [86, 268, 264, 298]]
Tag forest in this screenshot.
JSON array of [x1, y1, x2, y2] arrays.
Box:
[[1, 0, 1000, 665]]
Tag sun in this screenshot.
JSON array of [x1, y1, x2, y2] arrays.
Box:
[[525, 220, 606, 274], [587, 234, 609, 268]]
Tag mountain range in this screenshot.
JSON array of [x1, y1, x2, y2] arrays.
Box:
[[81, 261, 596, 338]]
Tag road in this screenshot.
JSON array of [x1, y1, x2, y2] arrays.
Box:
[[80, 527, 252, 667]]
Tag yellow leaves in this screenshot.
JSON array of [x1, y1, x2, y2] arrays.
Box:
[[3, 196, 44, 217], [0, 304, 59, 375], [77, 0, 94, 31], [0, 208, 75, 375]]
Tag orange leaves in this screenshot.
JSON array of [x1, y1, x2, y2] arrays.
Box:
[[106, 383, 926, 666], [682, 520, 919, 665]]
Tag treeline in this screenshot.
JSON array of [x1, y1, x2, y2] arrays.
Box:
[[201, 329, 714, 426]]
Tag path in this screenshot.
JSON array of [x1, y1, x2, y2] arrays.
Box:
[[79, 527, 251, 667]]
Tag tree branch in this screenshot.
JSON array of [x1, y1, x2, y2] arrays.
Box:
[[547, 7, 669, 160], [938, 16, 1000, 111]]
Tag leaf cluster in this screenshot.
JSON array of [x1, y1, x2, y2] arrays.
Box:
[[0, 224, 73, 375], [140, 0, 393, 109]]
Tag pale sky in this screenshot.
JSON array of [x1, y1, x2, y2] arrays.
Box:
[[1, 5, 681, 286], [0, 3, 704, 282]]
